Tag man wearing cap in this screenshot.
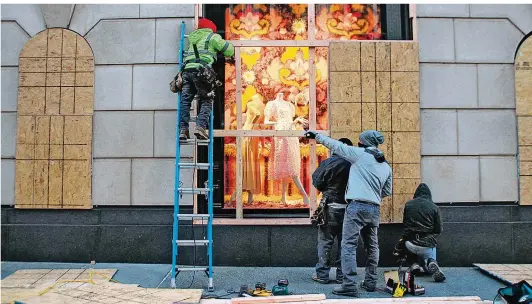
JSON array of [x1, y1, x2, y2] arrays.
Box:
[[179, 18, 234, 140], [305, 129, 393, 297]]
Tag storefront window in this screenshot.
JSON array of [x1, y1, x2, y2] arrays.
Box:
[[315, 4, 382, 40]]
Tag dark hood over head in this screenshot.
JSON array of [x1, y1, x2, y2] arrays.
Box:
[[413, 183, 432, 200]]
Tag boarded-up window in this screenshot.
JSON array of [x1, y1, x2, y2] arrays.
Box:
[[15, 29, 94, 209]]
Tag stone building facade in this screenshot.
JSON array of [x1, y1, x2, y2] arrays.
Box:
[[1, 4, 531, 265]]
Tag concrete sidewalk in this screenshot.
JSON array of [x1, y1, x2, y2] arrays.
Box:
[[1, 262, 505, 300]]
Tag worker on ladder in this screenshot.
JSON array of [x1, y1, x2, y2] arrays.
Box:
[[177, 18, 234, 140]]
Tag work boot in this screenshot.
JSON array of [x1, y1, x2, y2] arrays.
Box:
[[194, 126, 209, 140], [332, 285, 360, 297], [312, 275, 329, 284], [179, 129, 189, 141], [360, 281, 376, 292], [409, 262, 422, 275], [427, 259, 446, 282]]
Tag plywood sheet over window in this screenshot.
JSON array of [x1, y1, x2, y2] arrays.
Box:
[[516, 35, 532, 205], [15, 29, 94, 209], [329, 41, 420, 223]]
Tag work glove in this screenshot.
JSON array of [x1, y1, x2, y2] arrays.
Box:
[[304, 131, 317, 139], [226, 56, 235, 64]]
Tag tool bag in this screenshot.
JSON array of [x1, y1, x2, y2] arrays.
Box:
[[310, 198, 327, 227], [494, 280, 532, 304]]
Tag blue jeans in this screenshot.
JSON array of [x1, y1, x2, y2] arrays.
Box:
[[316, 203, 345, 281], [405, 241, 436, 271], [180, 70, 214, 130], [341, 201, 380, 288]]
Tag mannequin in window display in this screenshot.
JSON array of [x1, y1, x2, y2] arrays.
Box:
[[264, 92, 310, 206], [230, 94, 265, 205]]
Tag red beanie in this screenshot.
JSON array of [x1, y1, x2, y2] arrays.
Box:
[[198, 18, 217, 33]]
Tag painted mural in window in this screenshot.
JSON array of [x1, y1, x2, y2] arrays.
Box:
[[222, 4, 382, 209]]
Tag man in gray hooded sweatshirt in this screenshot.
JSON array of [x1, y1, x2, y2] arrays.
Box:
[[305, 129, 393, 297]]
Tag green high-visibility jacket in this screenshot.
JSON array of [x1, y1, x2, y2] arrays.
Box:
[[184, 28, 234, 70]]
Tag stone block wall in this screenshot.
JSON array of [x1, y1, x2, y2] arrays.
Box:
[[417, 4, 532, 203], [1, 4, 195, 207]]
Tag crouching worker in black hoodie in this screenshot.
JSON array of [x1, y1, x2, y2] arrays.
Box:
[[396, 183, 446, 282]]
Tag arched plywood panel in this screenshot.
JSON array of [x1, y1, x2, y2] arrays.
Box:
[[15, 28, 94, 209], [515, 33, 532, 205]]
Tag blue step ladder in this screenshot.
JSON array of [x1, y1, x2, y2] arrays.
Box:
[[171, 21, 215, 291]]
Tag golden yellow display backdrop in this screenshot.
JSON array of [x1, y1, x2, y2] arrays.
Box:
[[15, 29, 94, 209], [329, 41, 420, 224], [516, 35, 532, 205]]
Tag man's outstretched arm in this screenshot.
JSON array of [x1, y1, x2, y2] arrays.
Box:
[[307, 132, 364, 163]]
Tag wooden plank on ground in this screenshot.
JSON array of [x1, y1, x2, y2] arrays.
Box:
[[474, 263, 532, 284], [231, 294, 326, 304]]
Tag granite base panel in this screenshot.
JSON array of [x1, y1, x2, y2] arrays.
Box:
[[1, 206, 531, 266]]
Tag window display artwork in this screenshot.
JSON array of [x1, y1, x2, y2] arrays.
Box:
[[315, 4, 382, 40], [222, 4, 383, 210]]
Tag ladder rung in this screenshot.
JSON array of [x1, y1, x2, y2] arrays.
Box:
[[176, 266, 208, 272], [178, 163, 210, 169], [179, 139, 210, 146], [178, 188, 210, 194], [176, 240, 209, 246], [177, 214, 210, 219]]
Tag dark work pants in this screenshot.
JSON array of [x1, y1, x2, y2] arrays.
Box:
[[180, 69, 214, 130], [341, 201, 380, 289], [316, 204, 345, 281]]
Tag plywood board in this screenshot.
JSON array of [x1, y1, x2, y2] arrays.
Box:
[[35, 145, 50, 159], [393, 194, 413, 223], [62, 58, 76, 72], [77, 35, 93, 57], [50, 145, 63, 160], [61, 72, 76, 86], [76, 57, 94, 72], [376, 42, 391, 72], [391, 72, 419, 103], [19, 58, 47, 73], [330, 72, 361, 103], [15, 160, 34, 206], [379, 132, 393, 164], [19, 31, 48, 57], [45, 86, 61, 114], [63, 160, 91, 208], [60, 87, 75, 114], [376, 72, 391, 103], [17, 144, 35, 159], [330, 42, 360, 71], [393, 164, 421, 179], [521, 146, 532, 161], [518, 116, 532, 145], [64, 145, 91, 160], [34, 160, 49, 207], [515, 69, 532, 116], [17, 115, 36, 144], [520, 161, 532, 175], [74, 87, 94, 114], [46, 73, 61, 87], [393, 178, 421, 194], [19, 72, 46, 87], [18, 87, 46, 115], [47, 58, 62, 72], [75, 72, 94, 87], [35, 116, 50, 144], [520, 176, 532, 205], [62, 29, 78, 57], [50, 116, 64, 144], [362, 103, 377, 130], [361, 72, 376, 103], [64, 116, 92, 145], [391, 42, 419, 72], [377, 103, 392, 131], [392, 132, 421, 163], [474, 264, 532, 284], [49, 160, 63, 205], [380, 196, 393, 223], [361, 43, 376, 71], [330, 103, 362, 133], [47, 29, 63, 57], [392, 103, 420, 131]]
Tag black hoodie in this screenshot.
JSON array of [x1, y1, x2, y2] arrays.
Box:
[[402, 183, 443, 248]]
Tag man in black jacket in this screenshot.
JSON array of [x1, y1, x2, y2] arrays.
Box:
[[401, 183, 446, 282], [312, 138, 353, 284]]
